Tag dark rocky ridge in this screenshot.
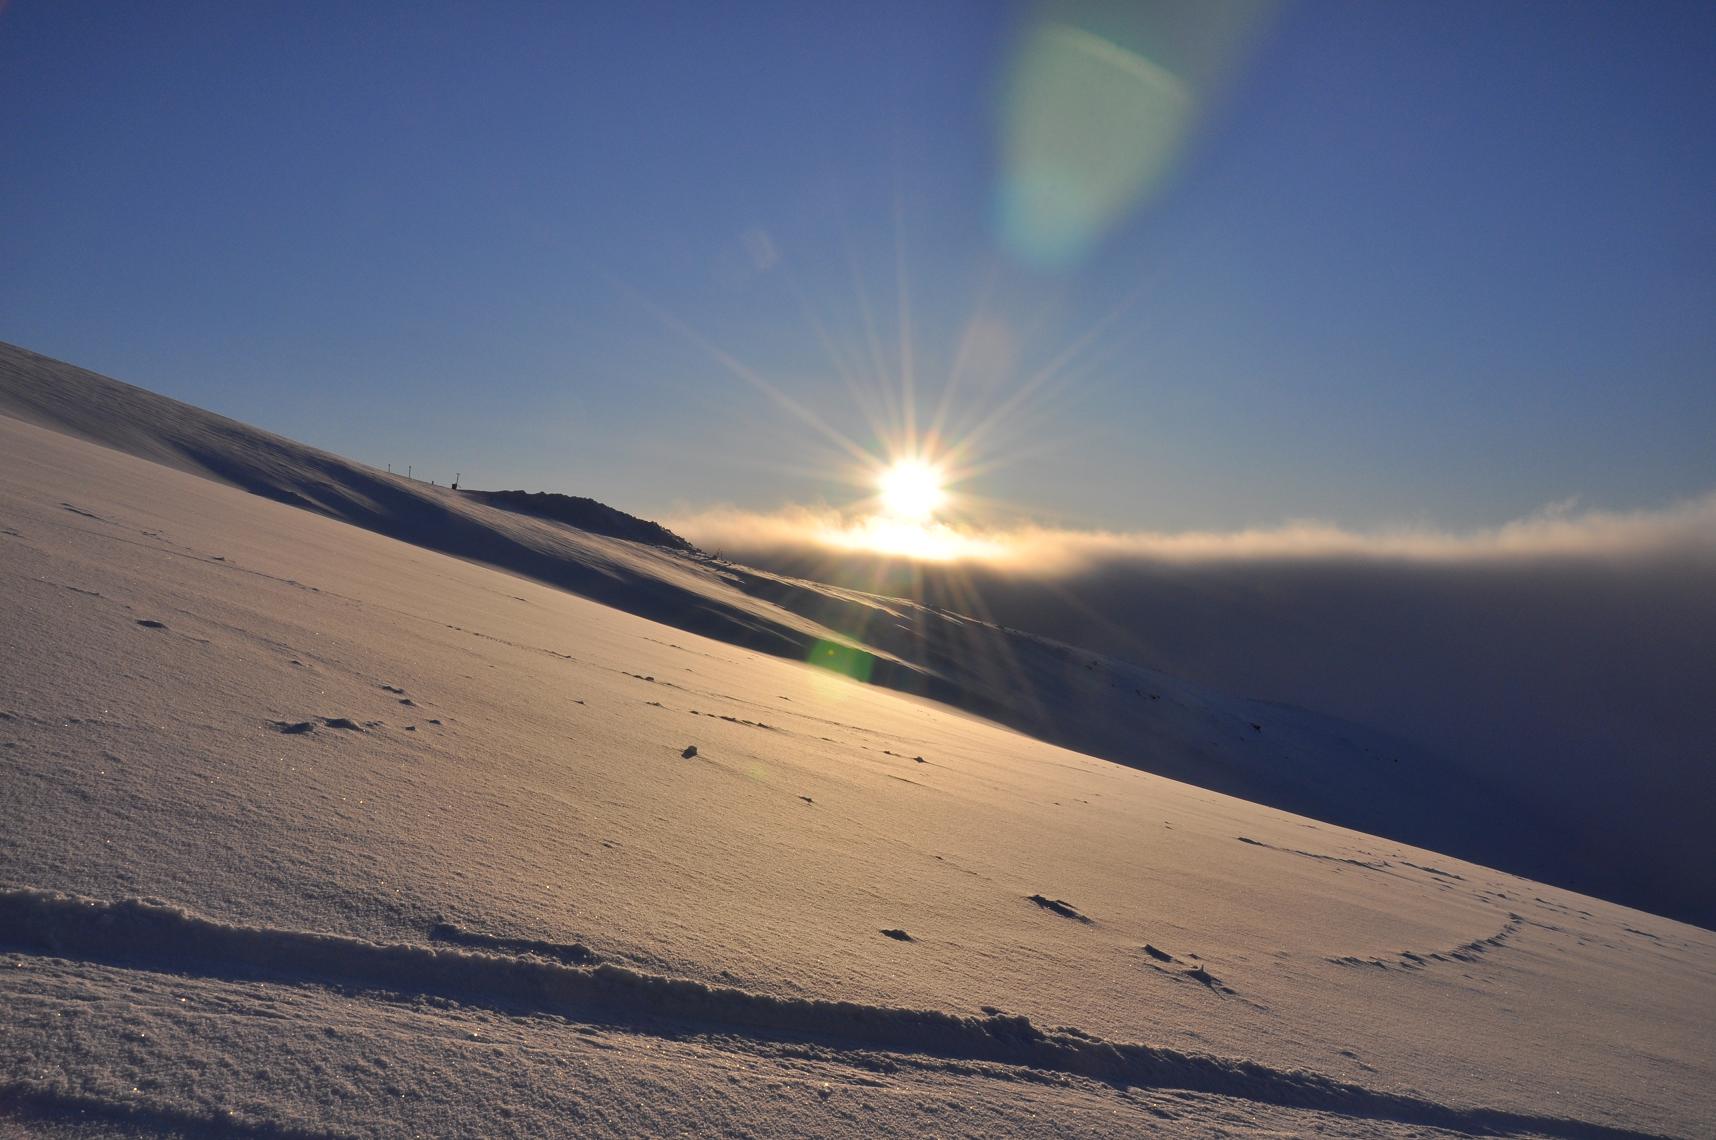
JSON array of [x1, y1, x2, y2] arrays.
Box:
[[461, 488, 695, 553]]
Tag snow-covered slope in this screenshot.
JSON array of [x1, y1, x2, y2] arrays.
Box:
[[3, 381, 1714, 1135], [0, 340, 1564, 904]]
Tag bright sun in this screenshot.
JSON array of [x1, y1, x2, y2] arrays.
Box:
[[877, 459, 946, 521]]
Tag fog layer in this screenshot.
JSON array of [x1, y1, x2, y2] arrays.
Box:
[[677, 497, 1716, 928]]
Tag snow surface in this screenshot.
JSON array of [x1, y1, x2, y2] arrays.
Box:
[[1, 368, 1714, 1135], [0, 341, 1571, 905]]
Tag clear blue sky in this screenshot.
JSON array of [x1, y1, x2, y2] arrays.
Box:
[[4, 1, 1713, 532]]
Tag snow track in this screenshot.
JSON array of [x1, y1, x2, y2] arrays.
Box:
[[0, 888, 1667, 1140]]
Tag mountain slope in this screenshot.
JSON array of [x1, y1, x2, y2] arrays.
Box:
[[0, 340, 1614, 915], [2, 409, 1712, 1137]]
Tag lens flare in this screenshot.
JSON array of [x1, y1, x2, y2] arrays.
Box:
[[997, 0, 1275, 268]]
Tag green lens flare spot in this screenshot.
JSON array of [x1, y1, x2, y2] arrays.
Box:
[[809, 640, 874, 683]]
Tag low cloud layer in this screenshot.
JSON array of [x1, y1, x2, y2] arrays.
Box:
[[670, 489, 1716, 573], [670, 491, 1716, 927]]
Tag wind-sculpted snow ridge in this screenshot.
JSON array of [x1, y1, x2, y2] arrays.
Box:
[[1235, 835, 1394, 871], [427, 919, 601, 965], [1330, 914, 1527, 972], [0, 889, 1667, 1140]]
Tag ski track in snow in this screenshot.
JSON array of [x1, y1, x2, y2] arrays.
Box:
[[0, 889, 1670, 1140]]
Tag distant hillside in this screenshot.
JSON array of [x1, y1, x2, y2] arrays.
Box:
[[0, 340, 879, 663], [462, 489, 696, 553]]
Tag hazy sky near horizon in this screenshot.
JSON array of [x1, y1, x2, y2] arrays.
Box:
[[3, 0, 1713, 535]]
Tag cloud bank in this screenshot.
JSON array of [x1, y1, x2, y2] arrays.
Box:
[[670, 490, 1716, 927], [669, 489, 1716, 574]]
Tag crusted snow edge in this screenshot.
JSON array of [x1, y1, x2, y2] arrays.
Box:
[[0, 888, 1663, 1140]]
